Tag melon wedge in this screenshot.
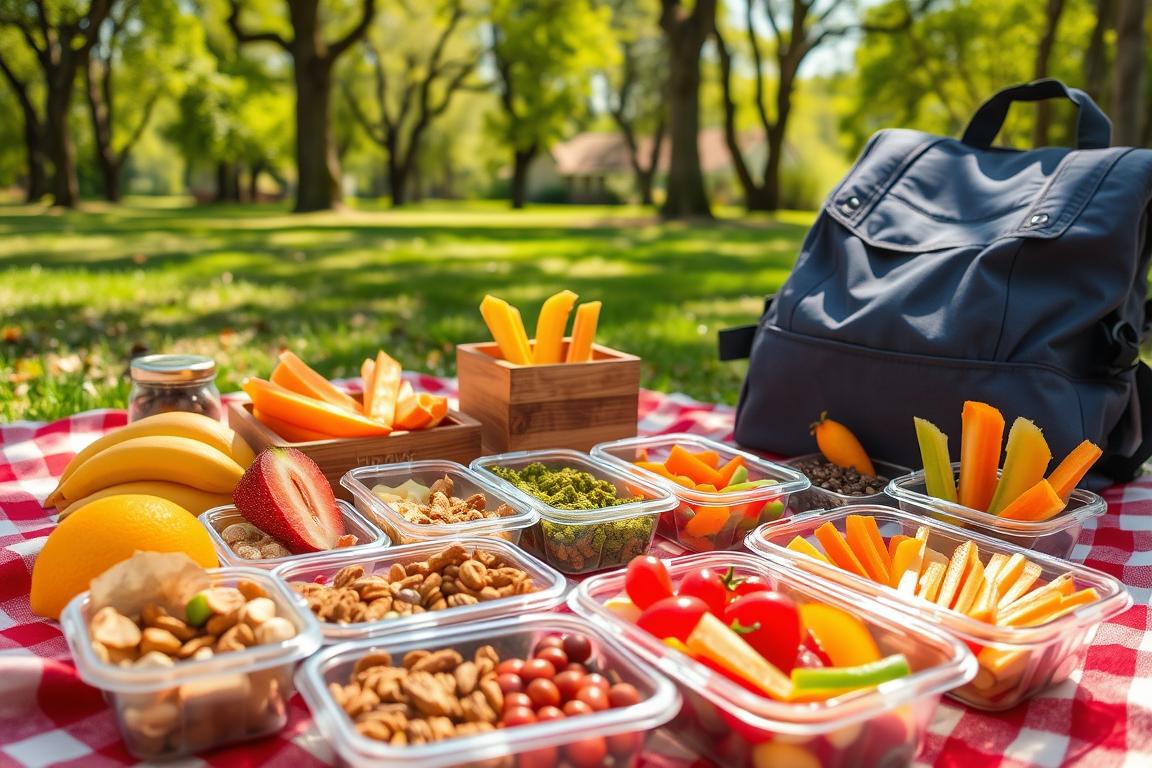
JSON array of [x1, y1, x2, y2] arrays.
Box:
[[271, 351, 361, 413], [244, 378, 392, 438]]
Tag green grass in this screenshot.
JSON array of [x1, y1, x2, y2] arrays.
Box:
[[0, 198, 813, 422]]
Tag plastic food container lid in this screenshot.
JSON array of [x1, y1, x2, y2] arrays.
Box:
[[295, 612, 680, 768], [341, 460, 539, 539], [746, 504, 1132, 648], [885, 463, 1106, 535], [471, 449, 678, 525], [592, 433, 811, 504], [60, 566, 323, 695], [570, 551, 976, 733], [199, 500, 390, 567], [271, 536, 569, 642]]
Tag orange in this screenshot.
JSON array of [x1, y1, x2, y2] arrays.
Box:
[[30, 494, 219, 620]]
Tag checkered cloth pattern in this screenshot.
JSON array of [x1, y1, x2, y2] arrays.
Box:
[[0, 374, 1148, 767]]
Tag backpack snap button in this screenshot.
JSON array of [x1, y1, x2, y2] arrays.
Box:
[[1029, 213, 1049, 226], [843, 196, 861, 212]]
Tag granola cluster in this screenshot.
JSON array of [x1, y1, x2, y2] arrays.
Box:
[[289, 544, 537, 624]]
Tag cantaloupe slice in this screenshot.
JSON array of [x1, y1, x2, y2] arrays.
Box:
[[917, 561, 946, 603], [244, 377, 392, 438], [271, 350, 362, 413], [1048, 440, 1103, 502], [952, 558, 986, 615], [253, 408, 334, 442], [988, 418, 1052, 515], [395, 393, 449, 431], [815, 522, 869, 579], [958, 401, 1005, 512]]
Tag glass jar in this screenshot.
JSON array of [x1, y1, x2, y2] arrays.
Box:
[[128, 354, 222, 422]]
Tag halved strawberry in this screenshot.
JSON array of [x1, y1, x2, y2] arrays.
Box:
[[232, 447, 344, 553]]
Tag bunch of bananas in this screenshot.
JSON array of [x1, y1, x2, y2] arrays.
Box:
[[46, 412, 256, 519]]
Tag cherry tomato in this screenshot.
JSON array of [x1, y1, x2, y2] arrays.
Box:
[[677, 567, 730, 615], [800, 630, 833, 668], [502, 705, 537, 727], [624, 555, 673, 609], [575, 685, 609, 711], [580, 673, 610, 692], [518, 746, 558, 768], [555, 669, 585, 701], [608, 682, 641, 708], [563, 699, 593, 716], [535, 646, 568, 670], [562, 633, 592, 664], [520, 658, 556, 682], [497, 673, 524, 694], [565, 662, 587, 673], [564, 736, 608, 768], [728, 572, 771, 600], [535, 705, 566, 722], [535, 635, 564, 651], [606, 731, 644, 756], [497, 659, 525, 676], [526, 678, 561, 709], [723, 591, 802, 673], [503, 692, 533, 711], [636, 595, 709, 643]]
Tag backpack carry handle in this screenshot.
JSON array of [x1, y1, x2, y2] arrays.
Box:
[[962, 79, 1112, 150]]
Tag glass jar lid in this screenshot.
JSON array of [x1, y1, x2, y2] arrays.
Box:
[[130, 354, 217, 384]]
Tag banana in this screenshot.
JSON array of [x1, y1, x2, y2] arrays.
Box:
[[55, 482, 234, 520], [55, 435, 245, 501], [47, 412, 255, 506]]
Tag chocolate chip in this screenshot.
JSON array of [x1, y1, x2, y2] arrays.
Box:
[[792, 458, 889, 497]]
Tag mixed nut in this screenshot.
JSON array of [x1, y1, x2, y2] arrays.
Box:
[[289, 544, 538, 624], [372, 475, 514, 526], [221, 521, 358, 560]]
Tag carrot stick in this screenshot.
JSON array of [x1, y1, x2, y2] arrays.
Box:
[[716, 455, 745, 487], [534, 290, 579, 364], [1047, 440, 1103, 502], [814, 522, 869, 579], [845, 516, 890, 584], [566, 301, 601, 363], [958, 401, 1005, 512], [690, 450, 721, 469], [996, 479, 1066, 522], [665, 445, 724, 486]]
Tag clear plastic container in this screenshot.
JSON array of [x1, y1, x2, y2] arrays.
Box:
[[60, 567, 322, 760], [200, 500, 389, 569], [782, 453, 909, 514], [745, 505, 1131, 711], [591, 434, 810, 552], [885, 463, 1106, 559], [471, 449, 678, 575], [272, 536, 569, 643], [295, 612, 680, 768], [341, 461, 538, 546], [569, 552, 975, 768]]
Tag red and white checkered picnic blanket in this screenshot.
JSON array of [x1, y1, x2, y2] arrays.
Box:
[[1, 375, 1149, 767]]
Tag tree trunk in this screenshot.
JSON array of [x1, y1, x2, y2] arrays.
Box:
[[511, 146, 536, 209], [661, 9, 712, 220], [1083, 0, 1115, 103], [24, 133, 49, 203], [1032, 0, 1066, 147], [86, 59, 122, 202], [388, 157, 408, 207], [293, 57, 342, 212], [216, 161, 241, 202], [249, 160, 264, 201], [1112, 0, 1148, 146], [45, 72, 79, 208], [637, 169, 656, 206]]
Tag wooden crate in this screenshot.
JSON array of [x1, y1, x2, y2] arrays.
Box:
[[456, 340, 640, 453], [227, 401, 483, 499]]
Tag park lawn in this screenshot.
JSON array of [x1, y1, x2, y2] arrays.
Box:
[[0, 199, 813, 422]]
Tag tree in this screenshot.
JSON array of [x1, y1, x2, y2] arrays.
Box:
[[0, 0, 113, 207], [659, 0, 716, 219], [228, 0, 376, 212], [489, 0, 615, 209], [1112, 0, 1147, 146], [0, 29, 48, 201], [1031, 0, 1066, 146], [341, 0, 481, 207], [1081, 0, 1115, 105], [602, 0, 665, 206]]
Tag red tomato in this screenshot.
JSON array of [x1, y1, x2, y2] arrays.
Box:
[[728, 572, 772, 600], [502, 706, 537, 727], [723, 592, 802, 673], [535, 646, 568, 670], [636, 595, 709, 643], [564, 736, 608, 768], [497, 673, 524, 694], [518, 747, 558, 768], [535, 705, 566, 722], [562, 633, 592, 664], [608, 682, 641, 708], [575, 685, 609, 711], [800, 630, 833, 668], [580, 673, 610, 692], [677, 567, 730, 615], [503, 692, 533, 711], [606, 731, 644, 756], [565, 662, 587, 673], [526, 678, 561, 709], [535, 635, 564, 651], [497, 659, 525, 676], [624, 555, 673, 609], [555, 669, 585, 701], [563, 699, 593, 717], [520, 658, 556, 682]]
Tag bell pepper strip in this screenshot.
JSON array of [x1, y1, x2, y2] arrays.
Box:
[[999, 573, 1074, 617], [887, 534, 912, 560], [787, 535, 833, 565], [565, 300, 601, 363], [717, 456, 746, 487], [532, 289, 579, 364], [970, 553, 1008, 617], [811, 413, 876, 476], [666, 445, 725, 487], [690, 450, 721, 468], [1041, 587, 1101, 624], [988, 417, 1052, 514], [814, 522, 870, 579], [845, 515, 891, 584], [798, 602, 882, 667], [914, 417, 958, 503], [790, 654, 911, 698], [958, 401, 1005, 512], [480, 294, 533, 365], [1048, 440, 1103, 502], [997, 561, 1044, 609], [685, 612, 792, 700], [916, 561, 946, 603], [890, 537, 926, 592], [935, 541, 978, 609], [997, 479, 1066, 522], [952, 558, 986, 615], [683, 504, 730, 537]]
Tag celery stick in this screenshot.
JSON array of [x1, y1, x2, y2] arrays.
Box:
[[914, 417, 958, 503]]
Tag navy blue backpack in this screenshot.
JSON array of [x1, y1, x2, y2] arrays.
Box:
[[725, 80, 1152, 486]]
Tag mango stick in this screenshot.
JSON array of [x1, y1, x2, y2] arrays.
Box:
[[997, 479, 1066, 522], [997, 561, 1044, 609], [533, 290, 579, 364], [566, 301, 602, 363], [480, 295, 533, 365]]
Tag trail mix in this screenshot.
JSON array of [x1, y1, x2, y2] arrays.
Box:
[[487, 463, 641, 510], [221, 521, 358, 561], [329, 633, 645, 765], [88, 582, 297, 668], [791, 457, 889, 497], [372, 475, 514, 526], [290, 544, 537, 624]]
